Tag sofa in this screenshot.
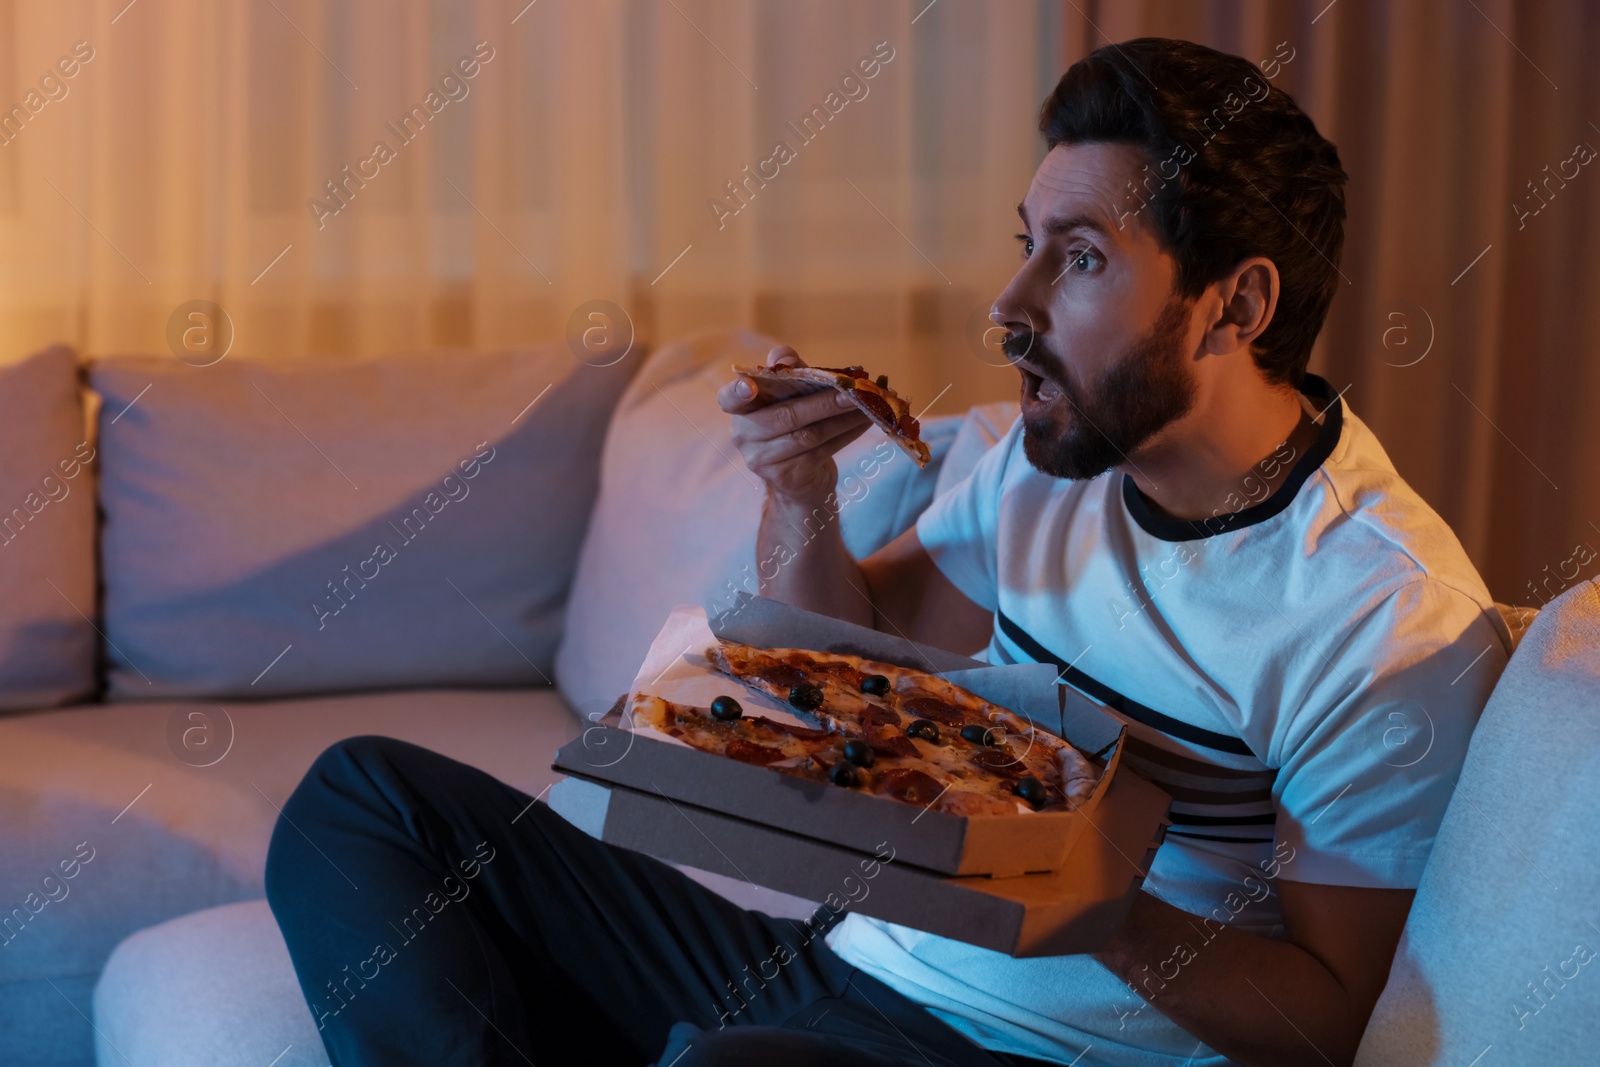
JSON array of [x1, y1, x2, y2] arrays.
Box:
[[0, 329, 1592, 1067]]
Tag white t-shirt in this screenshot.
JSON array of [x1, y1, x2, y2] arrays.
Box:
[[823, 375, 1513, 1066]]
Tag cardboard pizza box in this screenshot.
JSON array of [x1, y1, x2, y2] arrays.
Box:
[[546, 755, 1171, 956], [551, 595, 1170, 878]]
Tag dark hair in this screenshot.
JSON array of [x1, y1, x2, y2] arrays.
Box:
[[1039, 37, 1346, 387]]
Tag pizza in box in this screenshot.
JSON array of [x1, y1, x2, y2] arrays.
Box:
[[625, 642, 1102, 817]]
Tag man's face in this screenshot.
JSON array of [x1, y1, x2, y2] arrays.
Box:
[[995, 142, 1199, 480]]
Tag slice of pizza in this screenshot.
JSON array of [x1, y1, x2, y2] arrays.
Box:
[[703, 642, 1102, 810], [626, 692, 831, 767], [732, 363, 932, 467]]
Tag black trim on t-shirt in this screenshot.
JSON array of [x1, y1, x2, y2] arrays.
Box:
[[1168, 811, 1277, 826], [1164, 829, 1275, 844], [996, 611, 1256, 757], [1121, 372, 1344, 543]]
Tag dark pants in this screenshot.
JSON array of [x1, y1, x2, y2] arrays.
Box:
[[265, 736, 1060, 1067]]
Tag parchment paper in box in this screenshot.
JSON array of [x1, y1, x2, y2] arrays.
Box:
[[559, 597, 1128, 877]]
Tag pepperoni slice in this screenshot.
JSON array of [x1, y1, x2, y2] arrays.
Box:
[[968, 748, 1026, 778], [878, 767, 945, 805], [851, 389, 897, 427], [811, 661, 864, 687], [750, 716, 831, 742], [869, 733, 921, 760], [903, 696, 966, 726], [753, 663, 808, 689], [725, 739, 789, 765], [865, 705, 900, 726], [897, 413, 920, 437]]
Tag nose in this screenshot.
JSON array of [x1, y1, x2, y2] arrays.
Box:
[[985, 251, 1049, 342], [991, 267, 1038, 345]]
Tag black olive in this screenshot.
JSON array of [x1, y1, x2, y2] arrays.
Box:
[[860, 674, 890, 697], [842, 739, 876, 767], [960, 723, 997, 746], [906, 719, 939, 742], [1014, 776, 1046, 807], [875, 374, 889, 389], [829, 762, 859, 787], [788, 682, 824, 711], [709, 696, 743, 721]]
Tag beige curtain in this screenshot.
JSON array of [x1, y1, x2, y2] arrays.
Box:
[[0, 0, 1594, 601], [0, 0, 1054, 392]]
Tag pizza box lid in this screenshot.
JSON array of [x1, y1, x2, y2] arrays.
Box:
[[547, 757, 1171, 957], [551, 596, 1161, 877]]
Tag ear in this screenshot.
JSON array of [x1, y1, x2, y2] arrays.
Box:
[[1201, 256, 1279, 356]]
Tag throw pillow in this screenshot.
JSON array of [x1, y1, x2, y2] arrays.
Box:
[[0, 346, 98, 710], [93, 346, 635, 699]]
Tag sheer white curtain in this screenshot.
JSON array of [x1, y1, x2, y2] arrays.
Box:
[[0, 0, 1060, 413]]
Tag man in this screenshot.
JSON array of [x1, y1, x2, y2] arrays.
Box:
[[267, 38, 1510, 1067]]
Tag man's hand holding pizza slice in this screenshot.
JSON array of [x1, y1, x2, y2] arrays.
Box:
[[717, 346, 874, 502], [717, 345, 994, 655]]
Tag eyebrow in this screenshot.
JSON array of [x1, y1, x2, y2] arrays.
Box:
[[1016, 202, 1114, 240]]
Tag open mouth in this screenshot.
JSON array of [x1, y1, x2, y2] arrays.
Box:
[[1017, 363, 1065, 408]]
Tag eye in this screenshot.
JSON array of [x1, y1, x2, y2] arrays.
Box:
[[1015, 233, 1034, 258], [1068, 248, 1101, 273]]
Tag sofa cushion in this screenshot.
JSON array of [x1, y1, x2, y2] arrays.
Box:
[[0, 345, 97, 712], [0, 686, 581, 1067], [95, 901, 328, 1067], [92, 347, 635, 699], [92, 804, 821, 1067], [1356, 578, 1600, 1065], [553, 327, 1014, 722]]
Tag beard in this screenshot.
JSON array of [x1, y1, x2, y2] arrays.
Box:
[[1007, 293, 1197, 481]]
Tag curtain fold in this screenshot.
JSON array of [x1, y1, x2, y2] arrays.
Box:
[[0, 0, 1594, 600]]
